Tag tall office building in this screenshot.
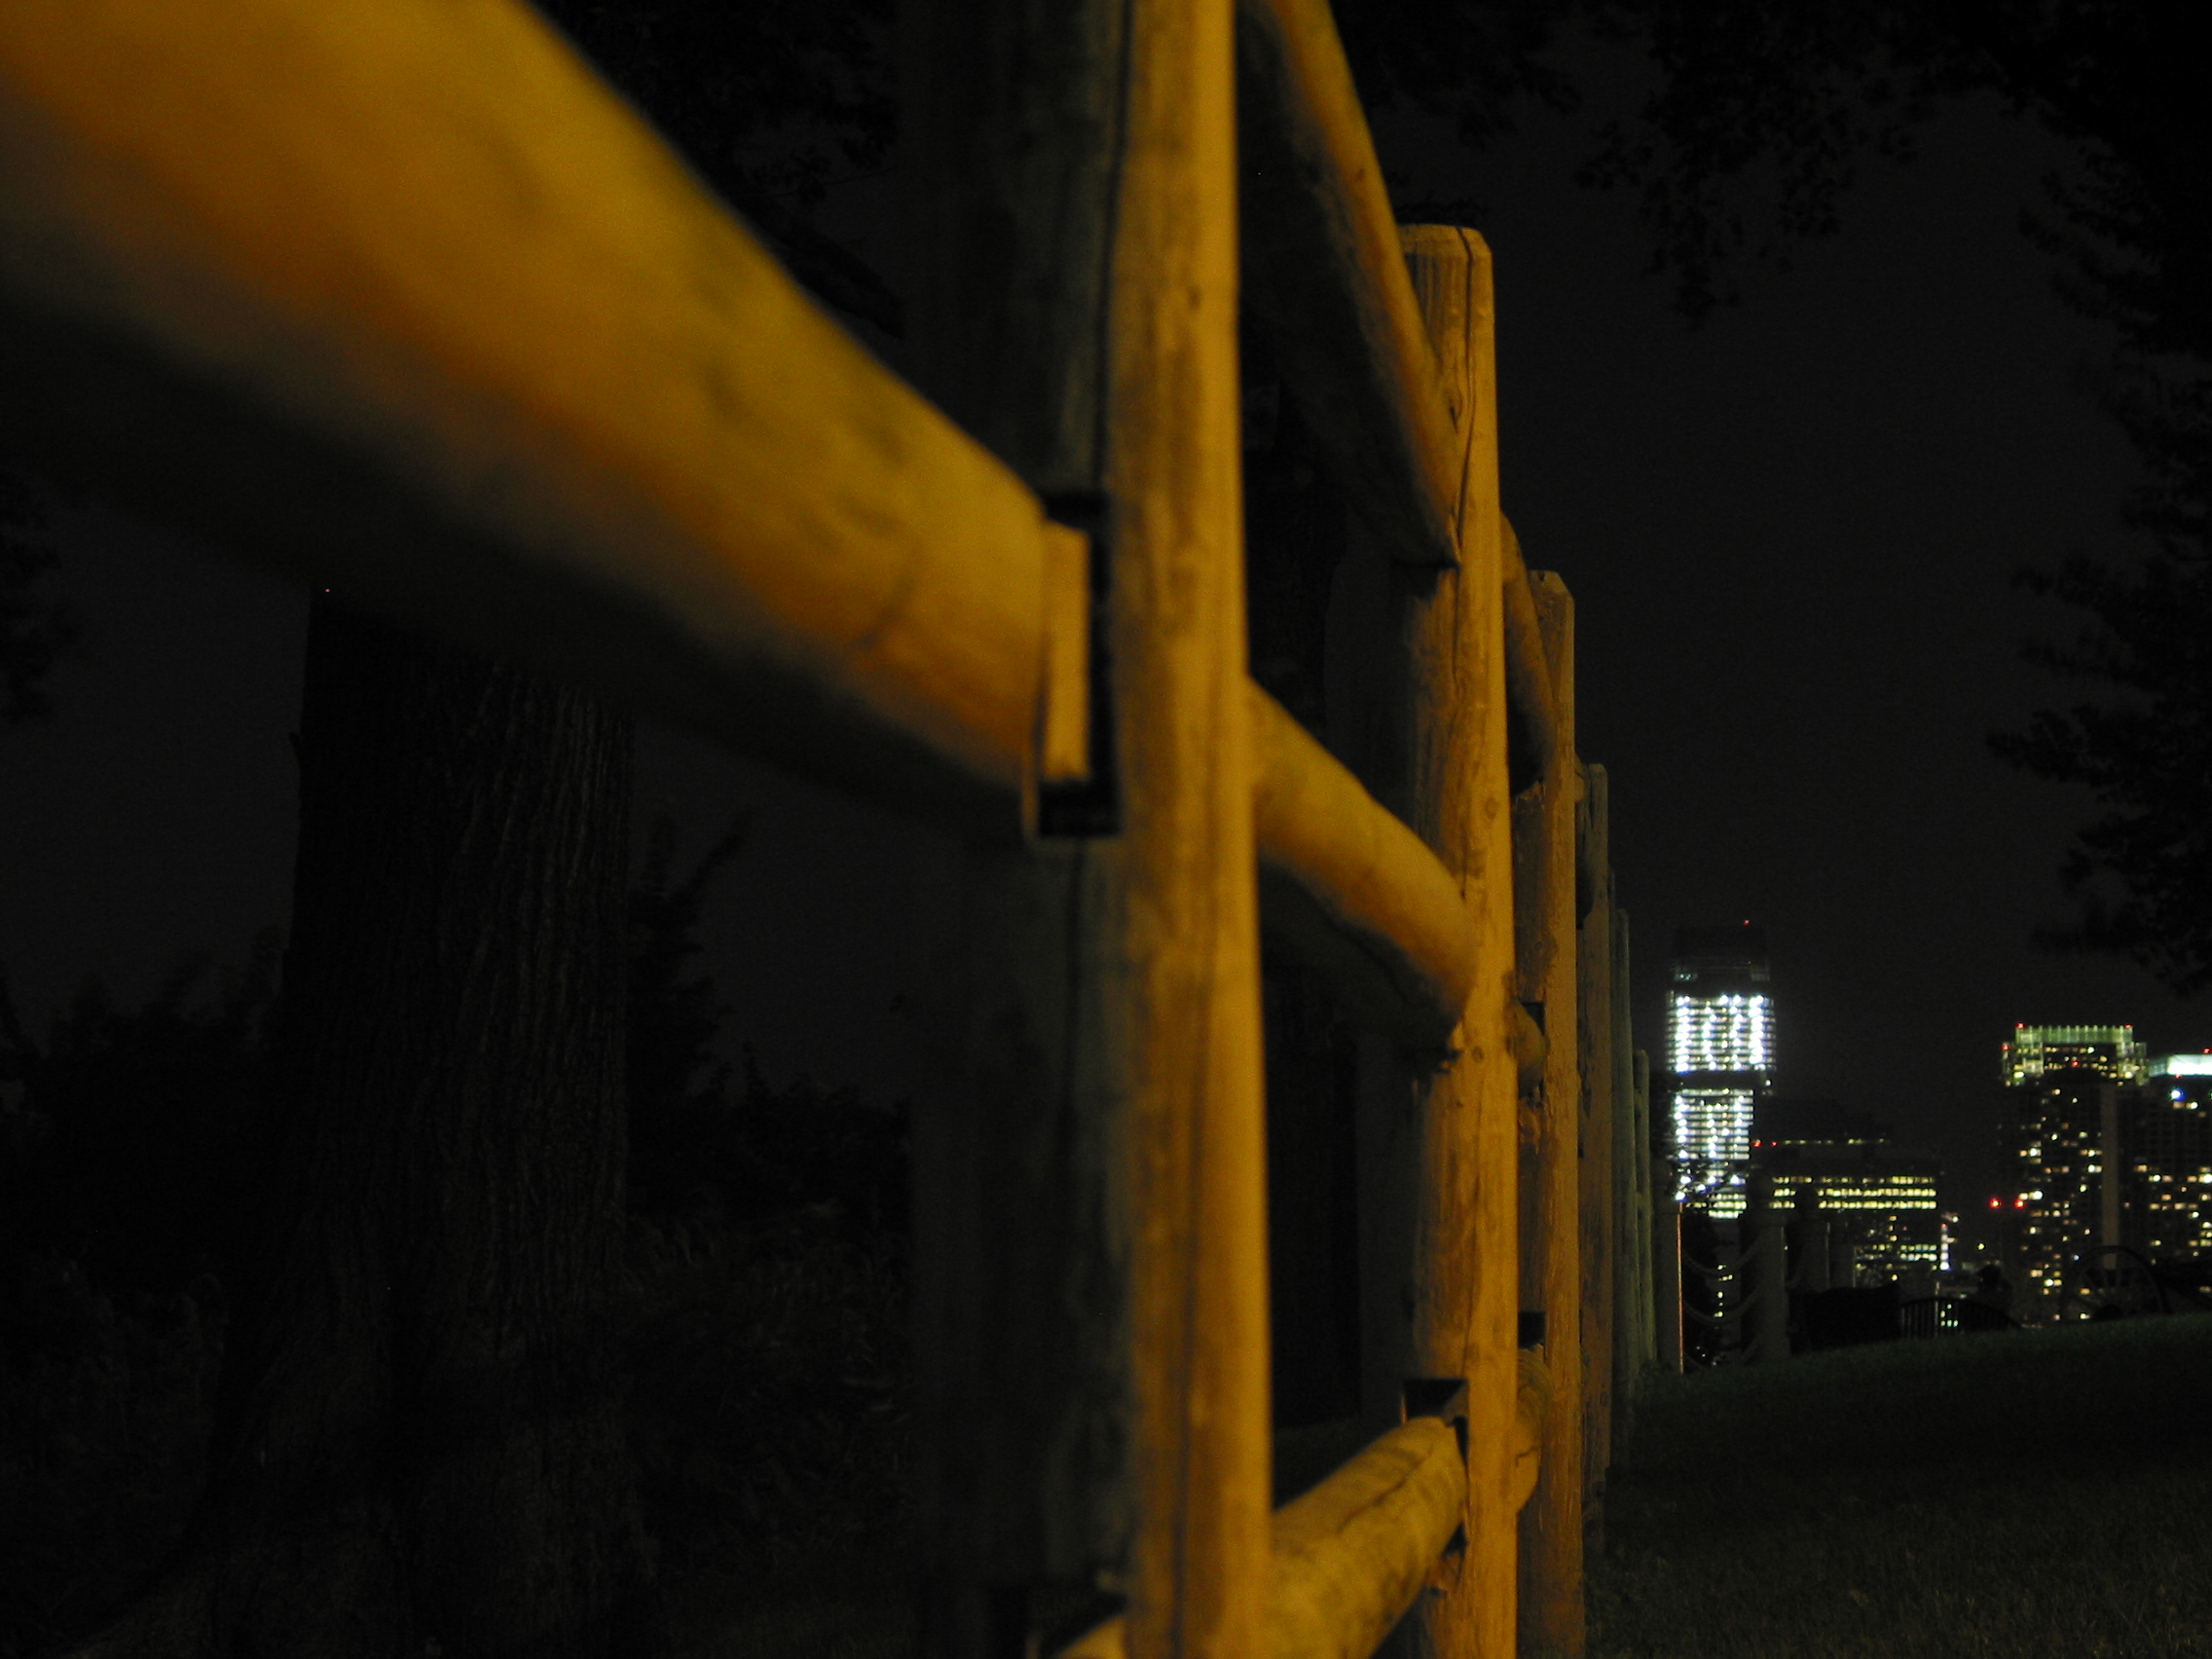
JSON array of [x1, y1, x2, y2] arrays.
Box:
[[1751, 1097, 1942, 1287], [2122, 1055, 2212, 1259], [1668, 923, 1773, 1216], [2002, 1024, 2144, 1303], [2003, 1025, 2146, 1089]]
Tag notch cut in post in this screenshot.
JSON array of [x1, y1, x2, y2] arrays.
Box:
[[1035, 491, 1115, 836]]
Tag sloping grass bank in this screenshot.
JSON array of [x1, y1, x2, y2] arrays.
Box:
[[1592, 1315, 2212, 1659]]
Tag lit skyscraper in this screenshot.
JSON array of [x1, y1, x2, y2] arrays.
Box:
[[1752, 1098, 1942, 1287], [1668, 923, 1773, 1215], [2003, 1023, 2144, 1306], [2127, 1056, 2212, 1259], [2002, 1024, 2145, 1089]]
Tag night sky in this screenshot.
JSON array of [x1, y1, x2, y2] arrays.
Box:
[[3, 31, 2201, 1222]]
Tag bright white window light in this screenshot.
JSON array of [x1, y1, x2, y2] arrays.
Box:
[[1668, 992, 1774, 1075]]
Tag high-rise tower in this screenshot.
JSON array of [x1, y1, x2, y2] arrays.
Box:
[[1668, 922, 1773, 1215], [2002, 1023, 2144, 1304], [2128, 1055, 2212, 1259]]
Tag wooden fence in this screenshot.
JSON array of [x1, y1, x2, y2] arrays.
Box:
[[0, 0, 1671, 1653]]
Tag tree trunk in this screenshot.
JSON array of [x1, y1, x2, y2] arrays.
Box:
[[70, 598, 659, 1659]]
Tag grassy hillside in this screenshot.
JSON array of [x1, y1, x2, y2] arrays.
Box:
[[1593, 1315, 2212, 1659]]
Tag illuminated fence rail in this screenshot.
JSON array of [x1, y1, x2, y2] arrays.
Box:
[[0, 0, 1671, 1655]]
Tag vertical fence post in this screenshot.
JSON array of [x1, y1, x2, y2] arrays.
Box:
[[1108, 0, 1273, 1639], [1609, 916, 1643, 1444], [1397, 225, 1519, 1659], [1515, 564, 1582, 1658], [901, 0, 1270, 1653], [1575, 765, 1614, 1560], [1653, 1158, 1683, 1375], [1742, 1174, 1790, 1364], [902, 2, 1139, 1650], [1631, 1052, 1656, 1371]]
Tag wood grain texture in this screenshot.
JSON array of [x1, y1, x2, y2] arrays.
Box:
[[1395, 225, 1520, 1659], [1653, 1157, 1683, 1376], [901, 0, 1267, 1654], [1511, 1351, 1549, 1516], [0, 0, 1077, 830], [1516, 572, 1584, 1659], [1106, 0, 1274, 1652], [1272, 1417, 1469, 1659], [1054, 1417, 1468, 1659], [1235, 0, 1457, 571], [1501, 537, 1560, 783], [1608, 914, 1646, 1445], [1575, 766, 1615, 1561], [1251, 681, 1479, 1046], [899, 0, 1136, 1641]]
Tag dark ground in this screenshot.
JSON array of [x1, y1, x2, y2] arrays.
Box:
[[1594, 1314, 2212, 1659]]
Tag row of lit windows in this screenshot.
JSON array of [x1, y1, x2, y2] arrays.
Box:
[[1769, 1189, 1937, 1211], [2003, 1025, 2145, 1088], [1668, 993, 1774, 1074], [1673, 1087, 1753, 1165]]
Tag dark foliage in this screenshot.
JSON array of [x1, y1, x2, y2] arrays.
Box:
[[1965, 6, 2212, 987], [624, 1219, 906, 1599], [0, 957, 260, 1656], [0, 1263, 224, 1659], [627, 813, 751, 1137], [0, 820, 911, 1655], [1336, 0, 1581, 151], [0, 940, 277, 1299], [0, 461, 77, 724], [1993, 555, 2212, 990], [1573, 0, 1953, 319], [533, 0, 901, 335], [1540, 1, 2212, 977], [625, 814, 909, 1245], [632, 1048, 910, 1250]]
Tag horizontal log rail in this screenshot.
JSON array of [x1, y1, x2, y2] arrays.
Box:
[[1057, 1415, 1470, 1659], [0, 0, 1088, 831], [1235, 0, 1458, 573], [1502, 527, 1561, 781], [1235, 0, 1561, 785], [0, 0, 1554, 1039], [1250, 682, 1477, 1045], [0, 5, 1492, 1055], [5, 4, 1625, 1651], [1512, 1350, 1550, 1514]]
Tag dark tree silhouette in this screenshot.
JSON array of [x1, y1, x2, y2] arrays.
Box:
[[534, 0, 900, 337], [0, 942, 276, 1298], [1950, 4, 2212, 986], [61, 600, 657, 1659], [0, 459, 75, 723], [1351, 1, 2212, 986], [35, 0, 903, 1646]]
